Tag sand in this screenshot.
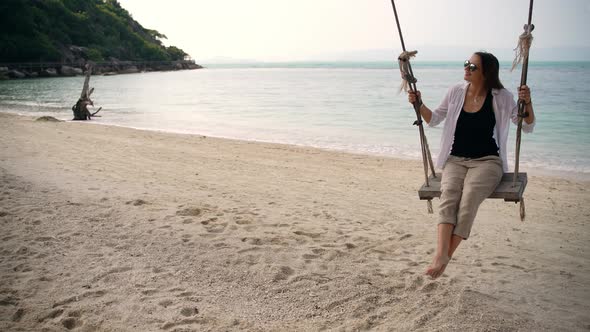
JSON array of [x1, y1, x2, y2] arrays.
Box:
[[0, 111, 588, 331]]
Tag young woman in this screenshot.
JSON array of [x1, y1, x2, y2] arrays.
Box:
[[408, 52, 536, 279]]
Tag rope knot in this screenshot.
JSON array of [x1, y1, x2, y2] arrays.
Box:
[[511, 24, 534, 72], [398, 50, 418, 93]]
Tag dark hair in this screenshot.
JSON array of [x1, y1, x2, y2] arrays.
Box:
[[475, 51, 504, 90]]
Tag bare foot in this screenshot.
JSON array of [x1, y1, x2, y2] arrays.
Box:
[[435, 254, 454, 277], [425, 255, 450, 279]]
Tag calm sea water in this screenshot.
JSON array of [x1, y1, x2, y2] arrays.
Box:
[[1, 61, 589, 178]]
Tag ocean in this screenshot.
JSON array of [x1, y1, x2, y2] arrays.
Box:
[[1, 61, 589, 178]]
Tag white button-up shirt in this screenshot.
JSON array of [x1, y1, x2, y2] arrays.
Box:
[[429, 82, 535, 172]]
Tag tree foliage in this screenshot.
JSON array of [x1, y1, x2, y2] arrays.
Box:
[[0, 0, 189, 62]]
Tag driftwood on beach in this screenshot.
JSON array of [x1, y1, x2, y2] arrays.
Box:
[[72, 66, 101, 120]]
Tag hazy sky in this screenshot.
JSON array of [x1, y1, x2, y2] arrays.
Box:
[[118, 0, 590, 62]]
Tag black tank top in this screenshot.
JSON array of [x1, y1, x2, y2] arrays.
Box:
[[450, 91, 499, 158]]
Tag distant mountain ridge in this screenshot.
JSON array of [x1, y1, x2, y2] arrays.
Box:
[[0, 0, 189, 63], [303, 46, 590, 63]]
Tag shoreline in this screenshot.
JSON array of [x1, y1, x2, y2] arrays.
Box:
[[1, 109, 588, 183], [0, 60, 203, 80], [56, 120, 590, 183], [1, 111, 589, 331]]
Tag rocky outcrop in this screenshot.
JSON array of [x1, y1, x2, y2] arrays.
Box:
[[0, 59, 203, 80], [8, 70, 26, 79], [1, 42, 203, 80], [0, 67, 8, 80]]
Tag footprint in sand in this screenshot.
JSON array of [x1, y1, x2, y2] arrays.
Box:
[[324, 295, 356, 311], [37, 308, 64, 323], [161, 319, 203, 330], [181, 234, 192, 243], [12, 308, 25, 322], [92, 266, 132, 283], [67, 310, 81, 318], [234, 215, 253, 225], [243, 237, 268, 246], [273, 266, 295, 282], [61, 316, 83, 330], [125, 199, 148, 206], [302, 254, 319, 260], [176, 291, 198, 298], [560, 270, 574, 278], [158, 299, 174, 308], [52, 290, 107, 308], [202, 219, 227, 234], [176, 207, 203, 217], [141, 289, 158, 296], [180, 307, 199, 317], [293, 231, 321, 238], [200, 217, 217, 225], [345, 243, 357, 249]]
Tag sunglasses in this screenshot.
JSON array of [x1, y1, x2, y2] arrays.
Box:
[[464, 60, 478, 72]]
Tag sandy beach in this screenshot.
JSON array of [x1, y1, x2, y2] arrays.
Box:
[[0, 111, 588, 331]]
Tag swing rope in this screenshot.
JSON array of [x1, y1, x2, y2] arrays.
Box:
[[390, 0, 436, 213], [511, 0, 534, 221]]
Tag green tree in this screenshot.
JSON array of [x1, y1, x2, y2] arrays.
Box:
[[0, 0, 191, 63]]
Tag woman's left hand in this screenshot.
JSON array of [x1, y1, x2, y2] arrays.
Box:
[[518, 85, 532, 104]]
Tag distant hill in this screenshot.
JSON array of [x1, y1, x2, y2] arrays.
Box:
[[304, 46, 590, 63], [0, 0, 189, 63]]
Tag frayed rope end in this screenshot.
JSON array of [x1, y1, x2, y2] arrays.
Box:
[[511, 25, 534, 72]]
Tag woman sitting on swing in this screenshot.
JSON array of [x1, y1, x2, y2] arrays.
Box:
[[408, 52, 536, 279]]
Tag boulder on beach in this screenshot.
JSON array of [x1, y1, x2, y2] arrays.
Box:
[[35, 115, 62, 122], [8, 70, 26, 79], [35, 116, 61, 122]]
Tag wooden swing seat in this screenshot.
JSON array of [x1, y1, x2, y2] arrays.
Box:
[[418, 172, 527, 202]]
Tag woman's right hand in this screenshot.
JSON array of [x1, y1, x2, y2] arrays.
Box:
[[407, 90, 432, 124], [408, 90, 421, 105]]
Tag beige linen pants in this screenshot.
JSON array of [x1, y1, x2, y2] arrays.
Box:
[[439, 155, 503, 239]]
